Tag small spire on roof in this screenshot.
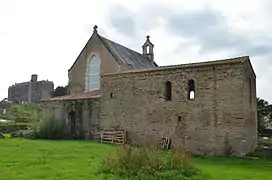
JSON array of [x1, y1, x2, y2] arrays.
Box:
[[93, 25, 98, 33], [142, 35, 154, 61]]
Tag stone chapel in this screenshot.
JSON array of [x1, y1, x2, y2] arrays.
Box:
[[42, 25, 258, 156]]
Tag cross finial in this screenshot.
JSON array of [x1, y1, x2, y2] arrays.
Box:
[[146, 35, 150, 39], [93, 25, 98, 33]]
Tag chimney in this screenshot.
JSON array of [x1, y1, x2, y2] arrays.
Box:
[[31, 74, 38, 82]]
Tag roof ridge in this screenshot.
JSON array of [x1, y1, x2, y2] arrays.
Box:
[[99, 35, 158, 68], [42, 90, 100, 102], [102, 56, 249, 76], [97, 35, 125, 66], [68, 33, 95, 71], [69, 31, 158, 72], [100, 36, 144, 57]]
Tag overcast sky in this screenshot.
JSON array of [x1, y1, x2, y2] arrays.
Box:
[[0, 0, 272, 102]]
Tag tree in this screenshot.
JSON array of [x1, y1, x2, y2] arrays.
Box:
[[257, 97, 272, 133], [51, 86, 68, 98]]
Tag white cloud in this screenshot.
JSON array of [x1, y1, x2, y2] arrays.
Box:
[[0, 0, 271, 103]]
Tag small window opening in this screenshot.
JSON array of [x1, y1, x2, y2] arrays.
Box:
[[188, 79, 195, 100], [147, 46, 150, 54], [178, 116, 181, 122], [190, 91, 195, 99], [165, 81, 172, 101], [110, 92, 113, 98]]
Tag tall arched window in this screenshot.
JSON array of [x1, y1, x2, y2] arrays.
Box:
[[147, 46, 150, 54], [86, 55, 100, 91], [165, 81, 172, 101], [188, 79, 195, 100]]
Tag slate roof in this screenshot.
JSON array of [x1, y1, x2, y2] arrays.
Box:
[[100, 36, 158, 69], [42, 90, 100, 102], [69, 31, 158, 71]]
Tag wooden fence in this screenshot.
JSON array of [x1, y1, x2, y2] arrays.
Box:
[[101, 128, 127, 145]]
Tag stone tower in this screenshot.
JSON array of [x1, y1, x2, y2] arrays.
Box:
[[31, 74, 38, 82]]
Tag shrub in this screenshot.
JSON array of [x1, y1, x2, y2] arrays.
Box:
[[31, 116, 72, 140], [246, 147, 272, 159], [11, 129, 34, 139], [98, 144, 210, 180], [0, 133, 4, 139], [0, 122, 28, 134], [0, 104, 41, 122]]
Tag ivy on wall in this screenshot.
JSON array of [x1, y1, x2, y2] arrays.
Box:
[[42, 98, 97, 140]]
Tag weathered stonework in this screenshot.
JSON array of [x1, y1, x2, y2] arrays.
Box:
[[42, 26, 257, 156], [100, 57, 257, 156], [8, 74, 54, 104], [41, 97, 100, 139], [68, 33, 121, 94]]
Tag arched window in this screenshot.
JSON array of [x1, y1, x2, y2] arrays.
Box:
[[147, 46, 150, 54], [86, 55, 100, 91], [165, 81, 172, 101], [188, 79, 195, 100]]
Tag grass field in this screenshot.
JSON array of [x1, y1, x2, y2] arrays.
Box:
[[0, 139, 271, 180]]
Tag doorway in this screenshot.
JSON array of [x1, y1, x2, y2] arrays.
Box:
[[68, 110, 76, 138]]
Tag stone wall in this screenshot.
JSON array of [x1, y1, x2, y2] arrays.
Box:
[[8, 78, 54, 104], [41, 98, 101, 139], [241, 60, 258, 152], [40, 81, 55, 102], [30, 80, 54, 103], [68, 33, 121, 94], [100, 58, 257, 156], [8, 82, 29, 103]]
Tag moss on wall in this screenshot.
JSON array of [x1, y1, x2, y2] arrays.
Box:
[[42, 98, 98, 140], [63, 99, 95, 139]]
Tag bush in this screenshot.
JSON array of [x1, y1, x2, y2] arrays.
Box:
[[246, 147, 272, 159], [31, 116, 72, 140], [98, 144, 210, 180], [11, 129, 34, 139], [0, 104, 41, 122], [0, 123, 28, 134], [0, 133, 4, 139]]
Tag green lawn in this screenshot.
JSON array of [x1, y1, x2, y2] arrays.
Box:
[[192, 157, 271, 180], [0, 139, 271, 180]]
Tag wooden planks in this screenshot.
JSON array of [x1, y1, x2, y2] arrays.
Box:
[[101, 128, 127, 145], [159, 137, 171, 150]]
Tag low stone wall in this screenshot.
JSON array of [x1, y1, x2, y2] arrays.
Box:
[[41, 97, 101, 139]]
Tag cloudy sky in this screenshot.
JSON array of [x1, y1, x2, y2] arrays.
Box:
[[0, 0, 272, 102]]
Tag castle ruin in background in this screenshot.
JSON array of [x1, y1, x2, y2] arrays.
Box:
[[42, 25, 258, 157], [8, 74, 54, 104]]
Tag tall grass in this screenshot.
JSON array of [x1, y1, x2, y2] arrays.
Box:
[[98, 144, 210, 180], [32, 116, 72, 140]]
